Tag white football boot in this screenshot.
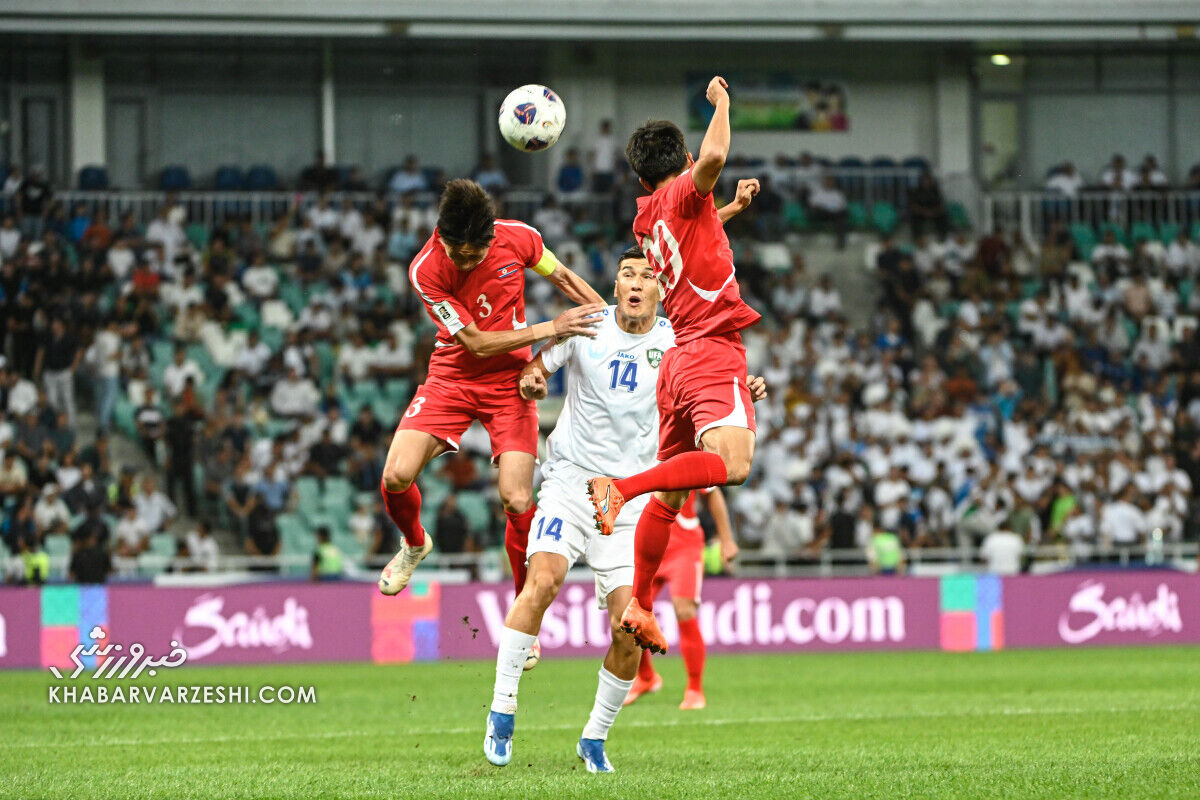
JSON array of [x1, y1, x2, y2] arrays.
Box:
[[377, 534, 435, 596]]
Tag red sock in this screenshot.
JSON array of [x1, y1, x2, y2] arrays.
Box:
[[637, 648, 656, 681], [632, 497, 680, 607], [380, 479, 425, 547], [678, 617, 705, 692], [613, 451, 727, 501], [504, 506, 536, 595]]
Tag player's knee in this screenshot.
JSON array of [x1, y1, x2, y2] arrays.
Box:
[[723, 455, 752, 486], [523, 568, 562, 609], [673, 599, 698, 622], [381, 466, 414, 493], [500, 489, 533, 514], [611, 620, 640, 654], [656, 489, 689, 510]]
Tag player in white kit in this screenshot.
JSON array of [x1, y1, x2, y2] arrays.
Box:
[[484, 244, 766, 773]]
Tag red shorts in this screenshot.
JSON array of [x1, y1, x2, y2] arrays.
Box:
[[656, 332, 756, 461], [652, 535, 705, 604], [396, 378, 538, 462]]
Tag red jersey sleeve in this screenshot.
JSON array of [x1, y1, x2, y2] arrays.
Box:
[[665, 168, 711, 219], [409, 246, 472, 336], [495, 220, 545, 271]]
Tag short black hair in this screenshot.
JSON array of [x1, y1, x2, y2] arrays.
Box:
[[437, 179, 496, 247], [617, 245, 645, 264], [625, 120, 689, 187]]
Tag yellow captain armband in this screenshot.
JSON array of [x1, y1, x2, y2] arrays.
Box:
[[531, 247, 560, 277]]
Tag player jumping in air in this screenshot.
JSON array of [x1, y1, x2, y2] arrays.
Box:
[[623, 488, 736, 710], [484, 246, 764, 772], [587, 76, 762, 654], [378, 179, 605, 609]]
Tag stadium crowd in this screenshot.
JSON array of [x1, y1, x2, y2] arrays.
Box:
[[1, 136, 1198, 584]]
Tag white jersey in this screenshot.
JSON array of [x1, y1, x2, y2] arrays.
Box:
[[539, 306, 675, 478]]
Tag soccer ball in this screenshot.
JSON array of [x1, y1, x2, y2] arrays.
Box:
[[498, 85, 566, 152]]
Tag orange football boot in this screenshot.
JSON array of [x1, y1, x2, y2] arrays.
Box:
[[586, 477, 624, 536], [622, 672, 663, 706], [679, 689, 707, 710], [619, 597, 668, 654]]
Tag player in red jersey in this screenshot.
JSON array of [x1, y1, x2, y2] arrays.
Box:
[[378, 179, 605, 599], [623, 488, 736, 710], [587, 75, 761, 654]]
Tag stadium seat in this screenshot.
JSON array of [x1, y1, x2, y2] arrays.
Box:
[[870, 201, 898, 234], [384, 378, 413, 403], [233, 302, 260, 332], [1159, 222, 1180, 244], [186, 222, 209, 250], [783, 201, 809, 230], [1190, 221, 1200, 243], [78, 165, 109, 190], [1099, 222, 1129, 247], [159, 165, 193, 191], [456, 492, 492, 533], [245, 164, 280, 191], [1130, 221, 1156, 244], [846, 202, 867, 228], [44, 534, 71, 562], [948, 202, 970, 230], [149, 533, 177, 559], [1069, 223, 1097, 260], [214, 165, 245, 190]]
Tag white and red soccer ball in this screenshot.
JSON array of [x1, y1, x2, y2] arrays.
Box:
[[498, 84, 566, 152]]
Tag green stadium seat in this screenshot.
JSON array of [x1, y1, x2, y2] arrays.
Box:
[[280, 282, 306, 316], [259, 326, 284, 353], [870, 202, 898, 234], [1099, 222, 1129, 247], [44, 534, 71, 561], [948, 202, 971, 230], [234, 302, 261, 331], [846, 201, 867, 228], [149, 533, 176, 559], [783, 201, 809, 230], [186, 223, 209, 250], [320, 478, 355, 515], [1130, 221, 1156, 245], [1069, 223, 1097, 260], [1159, 222, 1180, 244], [384, 378, 413, 403], [455, 492, 492, 533], [294, 477, 322, 516]]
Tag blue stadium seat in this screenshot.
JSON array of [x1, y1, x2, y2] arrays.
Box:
[[78, 165, 109, 190], [214, 165, 245, 190], [245, 164, 279, 191], [159, 165, 193, 191]]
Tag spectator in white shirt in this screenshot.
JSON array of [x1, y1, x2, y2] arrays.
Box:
[[807, 174, 848, 250], [186, 521, 220, 571], [338, 199, 364, 244], [1135, 155, 1169, 189], [1100, 155, 1138, 191], [114, 503, 150, 557], [338, 333, 375, 382], [808, 273, 842, 319], [591, 120, 618, 191], [371, 331, 414, 379], [270, 367, 320, 418], [3, 366, 38, 416], [352, 212, 385, 259], [532, 196, 571, 248], [134, 475, 177, 534], [106, 235, 136, 281], [34, 483, 71, 536], [980, 529, 1025, 574], [0, 214, 20, 259], [234, 331, 272, 378], [1090, 230, 1129, 274], [306, 196, 340, 239], [241, 253, 279, 301], [473, 155, 509, 195], [1164, 230, 1199, 277], [144, 205, 187, 275], [1131, 324, 1172, 372], [162, 345, 204, 398], [388, 156, 428, 195], [1044, 162, 1084, 197], [1099, 487, 1147, 546], [760, 500, 813, 559]]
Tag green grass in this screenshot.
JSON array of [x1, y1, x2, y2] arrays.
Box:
[[3, 647, 1200, 799]]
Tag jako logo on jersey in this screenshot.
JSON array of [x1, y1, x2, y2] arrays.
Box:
[[496, 263, 520, 279], [647, 348, 664, 368], [614, 352, 635, 361]]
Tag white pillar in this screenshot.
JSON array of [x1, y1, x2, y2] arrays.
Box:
[[68, 42, 106, 177], [934, 52, 972, 177], [321, 40, 336, 162]]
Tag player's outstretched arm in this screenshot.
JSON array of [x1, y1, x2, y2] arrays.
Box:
[[455, 304, 604, 359], [517, 354, 552, 401], [718, 179, 760, 224], [693, 75, 731, 197], [704, 488, 739, 566], [542, 255, 605, 306]]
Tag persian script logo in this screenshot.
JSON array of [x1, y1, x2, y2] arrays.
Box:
[[1058, 582, 1182, 644], [173, 595, 313, 660], [49, 627, 187, 679]]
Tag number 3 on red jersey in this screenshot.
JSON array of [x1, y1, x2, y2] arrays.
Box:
[[641, 220, 683, 295]]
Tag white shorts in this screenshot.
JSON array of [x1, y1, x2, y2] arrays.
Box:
[[527, 460, 647, 608]]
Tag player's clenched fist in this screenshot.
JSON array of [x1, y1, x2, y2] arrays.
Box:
[[519, 371, 548, 401], [553, 303, 605, 338], [731, 179, 760, 213], [747, 374, 768, 402], [706, 76, 730, 106]]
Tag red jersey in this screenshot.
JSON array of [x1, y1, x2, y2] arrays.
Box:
[[633, 168, 761, 344], [409, 220, 544, 384]]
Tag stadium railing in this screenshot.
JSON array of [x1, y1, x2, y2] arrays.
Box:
[[56, 189, 616, 229], [15, 541, 1196, 585], [983, 189, 1200, 241]]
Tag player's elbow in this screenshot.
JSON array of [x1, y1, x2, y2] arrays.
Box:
[[697, 148, 727, 172], [724, 458, 752, 487]]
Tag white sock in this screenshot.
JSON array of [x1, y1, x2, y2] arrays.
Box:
[[581, 667, 634, 741], [491, 627, 536, 715]]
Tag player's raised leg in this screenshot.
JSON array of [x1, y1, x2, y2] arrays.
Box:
[[485, 551, 568, 766], [377, 427, 443, 595], [578, 584, 640, 773]]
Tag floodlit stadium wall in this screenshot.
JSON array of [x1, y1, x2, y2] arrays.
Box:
[[1, 571, 1197, 669]]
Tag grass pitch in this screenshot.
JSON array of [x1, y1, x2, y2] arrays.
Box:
[[2, 646, 1198, 799]]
